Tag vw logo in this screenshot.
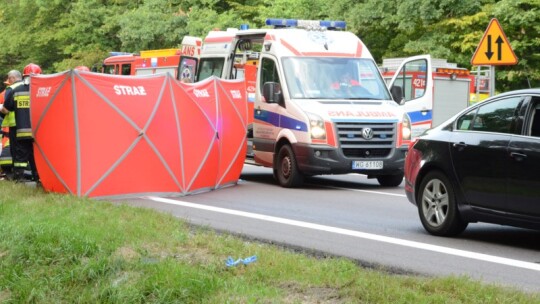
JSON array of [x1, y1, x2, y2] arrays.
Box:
[[362, 127, 374, 140]]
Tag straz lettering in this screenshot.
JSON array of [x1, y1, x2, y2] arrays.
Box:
[[230, 90, 242, 99], [113, 85, 147, 96], [17, 96, 30, 108], [328, 111, 397, 118], [193, 89, 210, 98], [36, 87, 51, 97]]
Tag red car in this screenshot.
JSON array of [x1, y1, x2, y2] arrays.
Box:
[[405, 89, 540, 236]]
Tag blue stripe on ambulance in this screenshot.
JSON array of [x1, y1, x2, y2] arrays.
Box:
[[254, 109, 308, 131], [330, 118, 399, 123], [407, 110, 432, 124]]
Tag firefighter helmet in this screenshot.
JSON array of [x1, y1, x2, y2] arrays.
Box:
[[74, 66, 90, 71], [23, 63, 42, 76]]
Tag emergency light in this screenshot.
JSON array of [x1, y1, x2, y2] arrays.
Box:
[[265, 19, 346, 30], [108, 51, 134, 57], [436, 67, 470, 75]]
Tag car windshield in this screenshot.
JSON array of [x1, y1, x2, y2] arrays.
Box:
[[282, 57, 391, 100]]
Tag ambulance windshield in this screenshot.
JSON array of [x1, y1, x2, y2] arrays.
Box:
[[282, 57, 391, 100], [197, 57, 225, 81]]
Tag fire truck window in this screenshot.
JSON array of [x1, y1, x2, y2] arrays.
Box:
[[103, 65, 115, 74], [393, 59, 427, 102], [260, 58, 281, 94], [121, 64, 131, 75]]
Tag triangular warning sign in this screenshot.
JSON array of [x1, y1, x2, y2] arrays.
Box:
[[471, 18, 518, 66]]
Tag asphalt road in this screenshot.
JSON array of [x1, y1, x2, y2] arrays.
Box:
[[114, 164, 540, 293]]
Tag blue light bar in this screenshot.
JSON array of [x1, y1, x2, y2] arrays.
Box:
[[265, 19, 346, 30], [319, 20, 347, 29], [108, 51, 133, 56], [266, 19, 298, 27]]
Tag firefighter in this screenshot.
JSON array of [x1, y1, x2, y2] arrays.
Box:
[[2, 64, 41, 182], [0, 77, 14, 179], [0, 71, 23, 180], [74, 66, 90, 71]]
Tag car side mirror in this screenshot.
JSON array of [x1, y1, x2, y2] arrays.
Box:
[[390, 85, 404, 105], [263, 82, 284, 106]]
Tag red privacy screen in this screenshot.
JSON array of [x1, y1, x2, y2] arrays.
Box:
[[30, 71, 247, 198]]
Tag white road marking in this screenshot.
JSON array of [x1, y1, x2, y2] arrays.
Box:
[[312, 184, 407, 197], [242, 164, 406, 197], [147, 196, 540, 272]]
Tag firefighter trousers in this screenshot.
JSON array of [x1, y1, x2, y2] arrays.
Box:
[[12, 137, 38, 182]]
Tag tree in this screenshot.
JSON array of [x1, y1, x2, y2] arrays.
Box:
[[178, 0, 258, 36], [117, 0, 189, 51], [489, 0, 540, 90], [0, 1, 66, 74], [256, 0, 330, 23], [0, 0, 537, 91]]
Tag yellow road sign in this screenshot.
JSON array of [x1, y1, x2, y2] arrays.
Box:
[[471, 18, 518, 66]]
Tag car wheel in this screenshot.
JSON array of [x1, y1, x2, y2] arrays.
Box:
[[417, 171, 468, 236], [376, 173, 404, 187], [275, 144, 304, 188]]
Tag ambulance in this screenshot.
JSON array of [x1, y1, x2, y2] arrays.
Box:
[[177, 36, 202, 82], [183, 19, 412, 188]]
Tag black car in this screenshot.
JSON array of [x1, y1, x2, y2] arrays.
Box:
[[404, 89, 540, 236]]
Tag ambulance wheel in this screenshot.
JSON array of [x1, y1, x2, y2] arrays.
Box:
[[275, 144, 304, 188], [376, 173, 403, 187]]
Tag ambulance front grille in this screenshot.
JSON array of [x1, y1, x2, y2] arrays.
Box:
[[335, 122, 396, 158]]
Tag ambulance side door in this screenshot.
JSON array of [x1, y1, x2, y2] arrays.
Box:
[[388, 55, 433, 138], [253, 55, 285, 160]]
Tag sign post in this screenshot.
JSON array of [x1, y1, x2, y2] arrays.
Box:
[[471, 18, 518, 96]]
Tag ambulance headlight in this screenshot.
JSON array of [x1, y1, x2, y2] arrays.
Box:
[[306, 112, 326, 140], [402, 114, 412, 141]]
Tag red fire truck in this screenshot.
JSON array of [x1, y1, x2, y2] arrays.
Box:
[[101, 37, 202, 80]]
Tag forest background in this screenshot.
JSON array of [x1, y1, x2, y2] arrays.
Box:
[[0, 0, 538, 91]]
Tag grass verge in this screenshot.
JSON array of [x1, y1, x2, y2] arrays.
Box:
[[0, 182, 538, 303]]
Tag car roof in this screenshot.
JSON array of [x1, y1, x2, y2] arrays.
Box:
[[431, 88, 540, 132], [487, 88, 540, 99], [471, 88, 540, 108]]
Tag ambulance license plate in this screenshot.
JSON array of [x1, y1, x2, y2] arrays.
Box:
[[352, 161, 383, 170]]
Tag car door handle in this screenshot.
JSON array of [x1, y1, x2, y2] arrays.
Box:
[[452, 142, 467, 151], [510, 152, 527, 161]]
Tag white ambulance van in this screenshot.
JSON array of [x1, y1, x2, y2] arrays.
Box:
[[185, 19, 412, 188]]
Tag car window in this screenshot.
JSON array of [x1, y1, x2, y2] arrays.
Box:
[[459, 97, 522, 134], [529, 101, 540, 137], [456, 110, 477, 130]]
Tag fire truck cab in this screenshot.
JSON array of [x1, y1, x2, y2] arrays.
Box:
[[102, 52, 138, 75], [101, 37, 202, 79]]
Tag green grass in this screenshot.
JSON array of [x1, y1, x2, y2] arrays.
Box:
[[0, 182, 538, 303]]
